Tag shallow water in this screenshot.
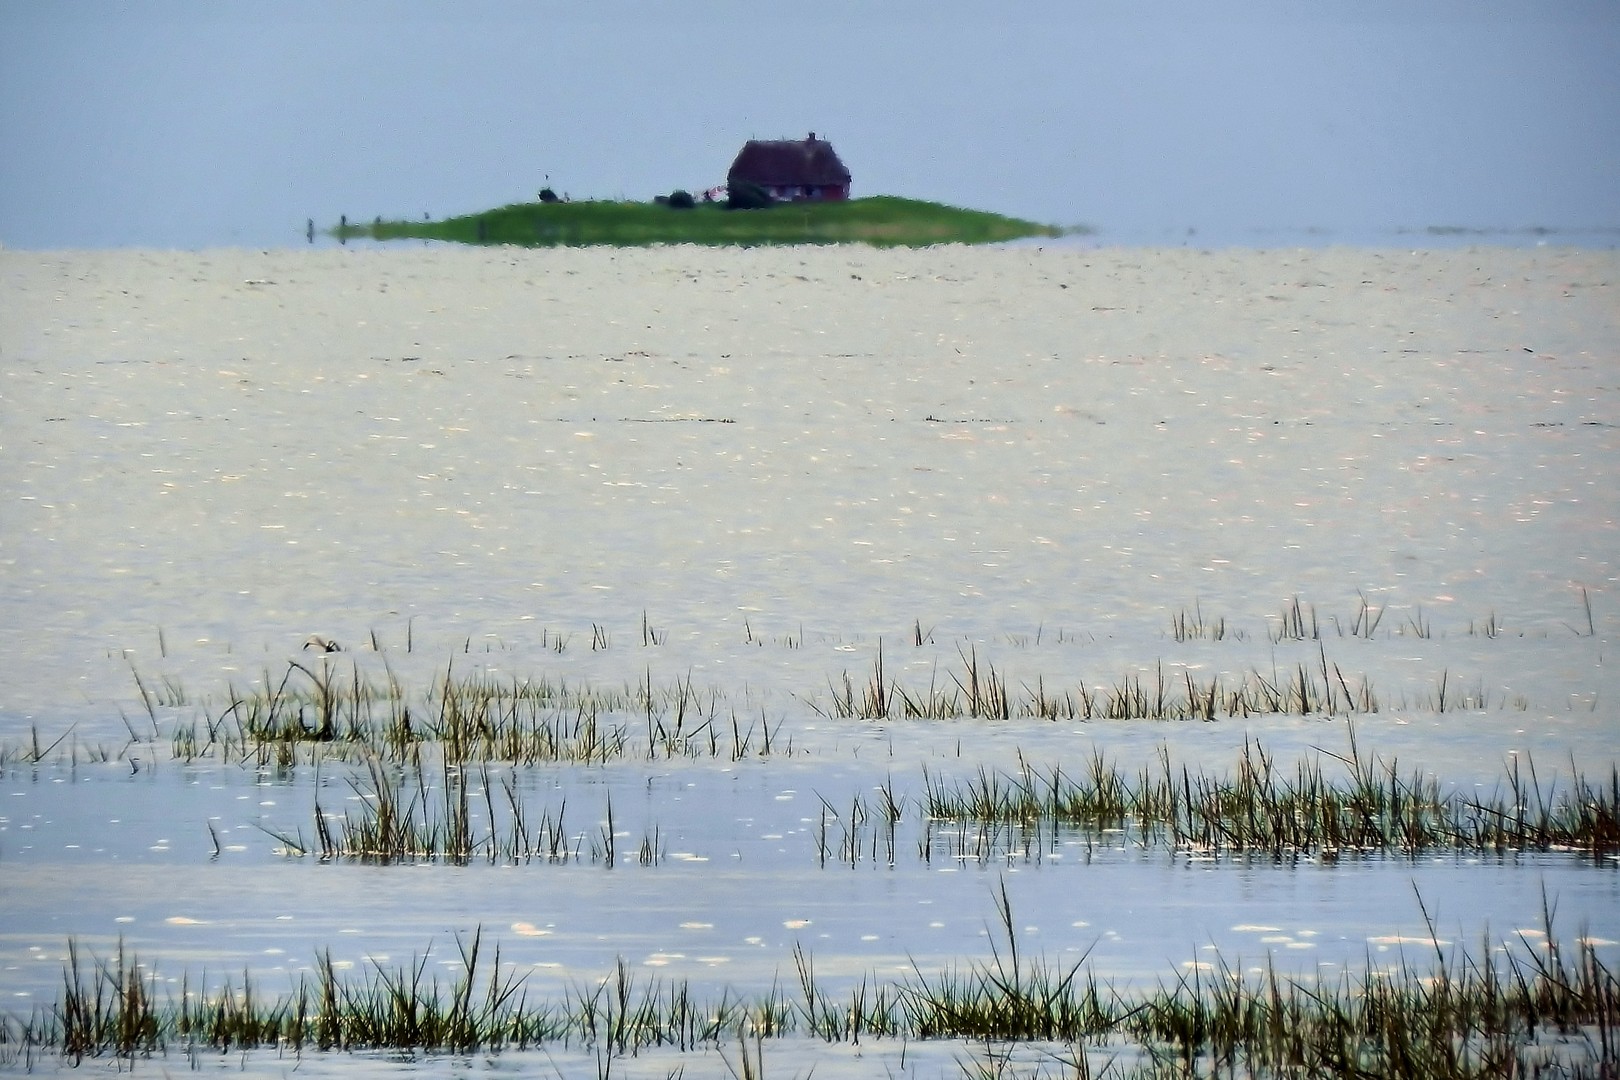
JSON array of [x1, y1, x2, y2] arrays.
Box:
[[1, 244, 1617, 1073]]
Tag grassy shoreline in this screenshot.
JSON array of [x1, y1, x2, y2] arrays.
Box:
[[332, 195, 1073, 248]]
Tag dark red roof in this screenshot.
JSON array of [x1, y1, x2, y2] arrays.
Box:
[[727, 135, 851, 188]]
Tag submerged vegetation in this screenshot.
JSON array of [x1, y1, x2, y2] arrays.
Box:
[[7, 894, 1616, 1077], [331, 195, 1068, 248]]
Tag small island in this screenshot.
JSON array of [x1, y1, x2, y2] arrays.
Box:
[[332, 195, 1069, 248], [330, 133, 1074, 248]]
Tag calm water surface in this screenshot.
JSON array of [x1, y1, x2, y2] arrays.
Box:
[[1, 245, 1616, 1074]]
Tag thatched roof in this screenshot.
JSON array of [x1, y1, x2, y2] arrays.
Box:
[[727, 134, 851, 188]]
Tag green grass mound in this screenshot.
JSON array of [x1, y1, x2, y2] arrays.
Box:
[[335, 196, 1071, 248]]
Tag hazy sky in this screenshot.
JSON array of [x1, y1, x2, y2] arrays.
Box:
[[2, 1, 1617, 249]]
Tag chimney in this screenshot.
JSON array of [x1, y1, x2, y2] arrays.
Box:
[[807, 132, 816, 142]]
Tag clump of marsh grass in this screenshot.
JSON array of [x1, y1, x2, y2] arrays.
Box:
[[1175, 591, 1597, 644], [1403, 606, 1435, 639], [1271, 597, 1322, 642], [824, 639, 898, 720], [891, 886, 1620, 1077], [793, 944, 904, 1043], [286, 753, 646, 866], [915, 735, 1620, 859], [806, 735, 1616, 867], [15, 930, 560, 1061], [818, 643, 1384, 722], [168, 659, 782, 769], [0, 725, 81, 768], [899, 882, 1111, 1042], [813, 781, 905, 868], [55, 939, 160, 1063], [1170, 601, 1240, 642], [9, 901, 1617, 1075], [0, 723, 159, 773], [305, 930, 537, 1051], [568, 959, 789, 1055], [741, 618, 804, 648], [1121, 892, 1620, 1078], [954, 645, 1012, 720], [13, 659, 797, 775]]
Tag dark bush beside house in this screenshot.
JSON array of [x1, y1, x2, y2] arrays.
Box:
[[667, 189, 695, 210], [726, 180, 774, 211]]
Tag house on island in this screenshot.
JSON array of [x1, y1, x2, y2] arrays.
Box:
[[726, 133, 851, 202]]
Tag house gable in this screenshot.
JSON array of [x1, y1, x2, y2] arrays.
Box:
[[727, 133, 851, 202]]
